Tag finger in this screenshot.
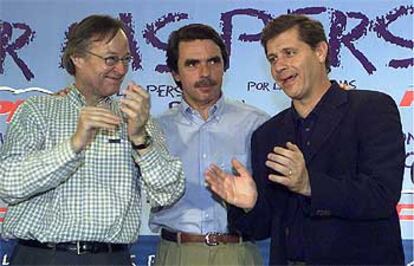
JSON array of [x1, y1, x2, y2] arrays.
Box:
[[62, 88, 71, 96], [205, 169, 221, 186], [81, 109, 120, 124], [81, 115, 120, 125], [126, 82, 150, 99], [265, 158, 286, 172], [89, 121, 119, 130], [268, 174, 291, 186], [205, 169, 225, 191], [266, 159, 293, 178], [94, 115, 121, 125], [205, 172, 233, 202], [119, 105, 137, 120], [126, 84, 151, 109], [207, 182, 228, 201], [80, 111, 121, 128], [120, 94, 149, 110], [339, 83, 352, 90], [124, 89, 145, 103], [83, 106, 117, 114], [272, 146, 293, 157], [230, 159, 250, 177], [267, 153, 290, 167], [207, 164, 228, 181], [120, 106, 148, 126], [53, 87, 70, 97], [286, 141, 300, 151], [285, 142, 305, 163], [120, 97, 149, 113]]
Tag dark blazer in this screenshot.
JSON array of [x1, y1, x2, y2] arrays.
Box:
[[229, 82, 405, 265]]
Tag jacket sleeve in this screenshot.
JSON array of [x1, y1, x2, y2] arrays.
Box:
[[310, 92, 405, 219]]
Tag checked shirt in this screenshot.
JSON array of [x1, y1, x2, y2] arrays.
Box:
[[0, 86, 184, 244]]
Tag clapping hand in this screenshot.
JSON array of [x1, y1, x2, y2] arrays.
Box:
[[205, 159, 258, 209], [119, 82, 150, 143], [265, 142, 311, 196], [71, 107, 120, 153]]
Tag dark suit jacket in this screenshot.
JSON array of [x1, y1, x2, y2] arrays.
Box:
[[229, 82, 405, 265]]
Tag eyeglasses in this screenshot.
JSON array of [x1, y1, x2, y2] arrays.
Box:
[[84, 50, 133, 67]]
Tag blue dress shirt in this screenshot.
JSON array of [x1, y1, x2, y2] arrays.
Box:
[[150, 96, 269, 234]]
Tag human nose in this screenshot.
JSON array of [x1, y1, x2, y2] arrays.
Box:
[[199, 62, 211, 77], [274, 57, 287, 74], [113, 60, 129, 74]]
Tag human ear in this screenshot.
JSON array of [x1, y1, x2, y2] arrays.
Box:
[[172, 70, 181, 83], [70, 54, 85, 69], [315, 41, 328, 64]]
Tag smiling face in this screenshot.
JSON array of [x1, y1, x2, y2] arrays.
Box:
[[71, 29, 130, 105], [266, 27, 328, 104], [173, 39, 224, 114]]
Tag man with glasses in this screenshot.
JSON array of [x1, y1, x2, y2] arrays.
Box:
[[0, 14, 185, 265]]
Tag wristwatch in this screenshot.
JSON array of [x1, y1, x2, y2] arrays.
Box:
[[132, 134, 152, 150]]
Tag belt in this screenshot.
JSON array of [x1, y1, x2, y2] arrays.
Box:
[[18, 239, 128, 255], [161, 229, 245, 246]]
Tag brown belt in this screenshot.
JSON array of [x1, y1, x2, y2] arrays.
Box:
[[161, 229, 244, 246]]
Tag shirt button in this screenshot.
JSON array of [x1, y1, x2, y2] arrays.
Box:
[[202, 154, 207, 159], [305, 127, 310, 132], [306, 141, 311, 146]]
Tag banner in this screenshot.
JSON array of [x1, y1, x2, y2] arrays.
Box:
[[0, 0, 413, 265]]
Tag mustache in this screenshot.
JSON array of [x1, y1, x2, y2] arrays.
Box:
[[194, 78, 217, 88]]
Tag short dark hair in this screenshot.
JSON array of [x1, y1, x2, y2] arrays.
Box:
[[166, 23, 229, 74], [62, 14, 127, 75], [261, 14, 330, 73]]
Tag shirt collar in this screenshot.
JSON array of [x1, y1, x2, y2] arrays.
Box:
[[290, 81, 336, 123], [179, 95, 225, 122]]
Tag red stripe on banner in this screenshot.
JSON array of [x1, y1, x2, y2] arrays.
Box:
[[397, 204, 414, 221], [400, 90, 414, 107], [0, 217, 3, 222], [0, 99, 25, 123]]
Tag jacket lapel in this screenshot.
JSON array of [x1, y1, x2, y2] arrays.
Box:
[[279, 109, 296, 147], [306, 85, 349, 163]]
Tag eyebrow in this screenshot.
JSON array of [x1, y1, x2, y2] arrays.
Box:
[[208, 56, 222, 62], [266, 47, 296, 57], [184, 59, 200, 66], [266, 52, 276, 59], [184, 55, 221, 64], [105, 50, 131, 57]]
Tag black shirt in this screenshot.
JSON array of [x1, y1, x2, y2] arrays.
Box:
[[285, 83, 335, 261]]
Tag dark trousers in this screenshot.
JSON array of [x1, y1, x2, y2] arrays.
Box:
[[11, 243, 132, 266]]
